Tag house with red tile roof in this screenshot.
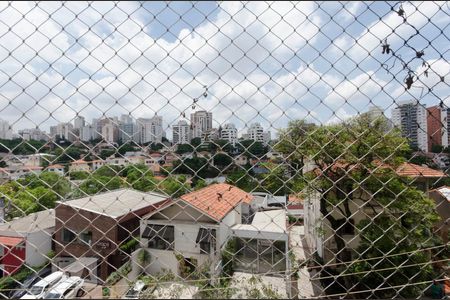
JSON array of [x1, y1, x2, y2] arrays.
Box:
[[304, 161, 447, 267], [139, 183, 254, 276]]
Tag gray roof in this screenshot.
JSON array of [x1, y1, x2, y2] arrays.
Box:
[[58, 189, 169, 218], [0, 209, 55, 234]]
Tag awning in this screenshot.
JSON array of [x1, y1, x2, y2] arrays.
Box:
[[0, 236, 24, 247], [142, 224, 174, 241], [196, 228, 216, 243]]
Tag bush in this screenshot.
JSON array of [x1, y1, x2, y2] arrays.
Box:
[[119, 236, 139, 254]]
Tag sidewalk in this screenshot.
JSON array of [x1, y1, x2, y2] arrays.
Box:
[[289, 225, 323, 299]]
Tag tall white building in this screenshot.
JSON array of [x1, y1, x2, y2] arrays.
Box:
[[101, 123, 118, 143], [80, 125, 95, 142], [0, 120, 13, 140], [172, 120, 191, 144], [119, 117, 138, 143], [74, 116, 85, 130], [137, 116, 164, 144], [54, 123, 74, 141], [220, 123, 238, 146], [191, 111, 212, 139], [18, 128, 48, 141], [243, 123, 271, 145], [391, 99, 428, 152]]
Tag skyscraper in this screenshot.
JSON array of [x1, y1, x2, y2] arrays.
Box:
[[137, 116, 164, 144], [391, 100, 428, 152], [172, 120, 191, 144], [220, 123, 238, 146], [0, 119, 12, 140], [190, 111, 212, 139]]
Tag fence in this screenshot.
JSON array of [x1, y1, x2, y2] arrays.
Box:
[[0, 1, 449, 299]]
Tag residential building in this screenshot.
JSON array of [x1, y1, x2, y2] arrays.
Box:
[[80, 125, 95, 142], [53, 123, 75, 142], [427, 105, 448, 151], [53, 189, 169, 281], [119, 114, 138, 143], [46, 164, 65, 176], [18, 128, 49, 141], [0, 119, 12, 140], [172, 120, 191, 145], [191, 111, 212, 139], [243, 123, 271, 145], [69, 160, 90, 173], [429, 186, 450, 244], [220, 123, 238, 146], [304, 162, 446, 266], [101, 122, 119, 143], [137, 116, 164, 144], [0, 209, 55, 275], [139, 183, 253, 277], [74, 116, 85, 130], [201, 128, 220, 142], [231, 209, 289, 274], [0, 166, 43, 180], [391, 100, 428, 152]]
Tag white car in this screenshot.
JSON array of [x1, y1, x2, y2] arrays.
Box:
[[44, 276, 85, 299], [123, 280, 146, 299], [20, 271, 66, 299]]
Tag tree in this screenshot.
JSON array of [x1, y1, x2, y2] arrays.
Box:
[[275, 120, 315, 175], [236, 140, 268, 158], [226, 170, 257, 192], [213, 153, 233, 169], [157, 177, 190, 197], [175, 144, 194, 154], [295, 115, 438, 296]]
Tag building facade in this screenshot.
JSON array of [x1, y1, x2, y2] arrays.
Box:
[[220, 123, 238, 146], [427, 105, 448, 152], [191, 111, 212, 139], [391, 100, 428, 152], [0, 119, 12, 140], [172, 120, 191, 145]]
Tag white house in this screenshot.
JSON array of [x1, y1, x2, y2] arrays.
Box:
[[139, 183, 253, 277], [0, 209, 55, 271], [303, 162, 446, 267], [69, 160, 90, 172], [46, 164, 65, 176]]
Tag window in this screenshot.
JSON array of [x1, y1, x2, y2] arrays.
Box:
[[62, 228, 76, 243], [142, 224, 174, 250], [196, 228, 216, 254], [79, 231, 92, 245]]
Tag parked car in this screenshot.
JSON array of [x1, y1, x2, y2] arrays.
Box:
[[20, 271, 66, 299], [10, 267, 52, 299], [123, 280, 146, 299], [44, 276, 85, 299]]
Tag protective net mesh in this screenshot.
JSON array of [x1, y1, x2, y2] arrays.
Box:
[[0, 1, 449, 299]]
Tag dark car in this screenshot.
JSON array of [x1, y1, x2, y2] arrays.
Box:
[[9, 267, 52, 299]]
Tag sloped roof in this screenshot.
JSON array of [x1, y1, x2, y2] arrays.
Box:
[[57, 189, 169, 219], [180, 183, 253, 221], [430, 186, 450, 201], [395, 162, 445, 178], [0, 209, 55, 234], [0, 236, 24, 247]]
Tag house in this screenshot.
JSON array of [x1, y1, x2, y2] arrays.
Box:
[[53, 189, 169, 281], [69, 160, 90, 172], [0, 209, 55, 276], [91, 159, 106, 171], [429, 186, 450, 244], [286, 194, 304, 220], [46, 164, 65, 176], [304, 161, 447, 266], [1, 166, 43, 180], [139, 183, 253, 277], [231, 209, 289, 274]]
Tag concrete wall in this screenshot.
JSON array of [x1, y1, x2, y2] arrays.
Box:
[[25, 230, 53, 267]]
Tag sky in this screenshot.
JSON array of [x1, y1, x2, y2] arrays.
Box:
[[0, 1, 449, 138]]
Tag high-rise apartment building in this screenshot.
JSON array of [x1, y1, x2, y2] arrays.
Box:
[[220, 123, 238, 146], [191, 111, 212, 139], [119, 114, 138, 143], [0, 119, 12, 140], [427, 105, 449, 151], [74, 116, 85, 130], [172, 120, 191, 145], [243, 122, 271, 145], [137, 116, 164, 144], [391, 100, 428, 152]]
